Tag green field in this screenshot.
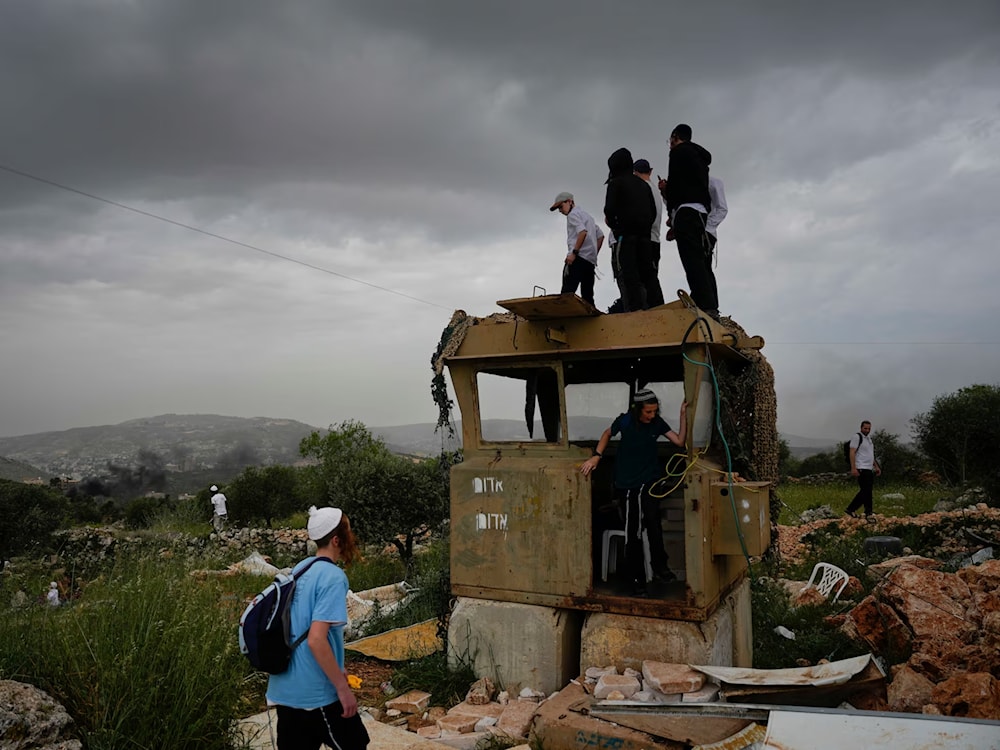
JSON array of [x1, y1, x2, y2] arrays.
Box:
[[774, 480, 947, 524]]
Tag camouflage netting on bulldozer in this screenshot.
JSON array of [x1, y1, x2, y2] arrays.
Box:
[[430, 309, 520, 437], [717, 317, 780, 523]]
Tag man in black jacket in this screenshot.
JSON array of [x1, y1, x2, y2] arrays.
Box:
[[658, 124, 718, 319], [604, 147, 662, 311]]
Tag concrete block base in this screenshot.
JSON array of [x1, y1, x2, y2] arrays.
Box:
[[447, 598, 581, 696], [580, 579, 751, 672]]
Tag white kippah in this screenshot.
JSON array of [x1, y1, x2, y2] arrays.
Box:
[[307, 505, 343, 541]]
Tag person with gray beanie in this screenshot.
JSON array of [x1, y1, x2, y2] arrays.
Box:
[[580, 389, 687, 596]]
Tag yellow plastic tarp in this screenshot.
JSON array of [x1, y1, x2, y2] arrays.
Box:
[[344, 619, 441, 661]]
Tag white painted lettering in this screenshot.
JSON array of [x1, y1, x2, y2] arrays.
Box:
[[472, 477, 504, 494]]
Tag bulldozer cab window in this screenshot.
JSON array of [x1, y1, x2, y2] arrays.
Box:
[[642, 379, 714, 447], [476, 365, 563, 443], [565, 382, 630, 441]]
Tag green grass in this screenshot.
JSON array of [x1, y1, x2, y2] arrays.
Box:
[[0, 554, 256, 750], [775, 481, 947, 524]]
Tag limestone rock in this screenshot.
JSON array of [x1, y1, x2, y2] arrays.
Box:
[[496, 699, 537, 739], [887, 665, 934, 714], [843, 595, 913, 659], [594, 673, 641, 700], [641, 661, 704, 694], [0, 680, 82, 750], [437, 713, 478, 735], [681, 684, 720, 703], [385, 689, 431, 715], [929, 672, 1000, 719], [447, 701, 504, 720], [465, 676, 496, 705], [881, 566, 975, 645], [584, 665, 618, 682]]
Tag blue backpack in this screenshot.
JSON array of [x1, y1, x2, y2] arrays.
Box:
[[238, 556, 335, 674]]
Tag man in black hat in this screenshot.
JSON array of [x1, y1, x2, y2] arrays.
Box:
[[658, 124, 718, 319], [603, 147, 659, 311]]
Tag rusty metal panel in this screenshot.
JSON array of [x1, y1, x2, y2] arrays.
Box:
[[497, 293, 600, 319], [450, 457, 592, 597], [711, 481, 771, 557]]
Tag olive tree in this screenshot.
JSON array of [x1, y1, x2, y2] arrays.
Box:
[[911, 383, 1000, 491]]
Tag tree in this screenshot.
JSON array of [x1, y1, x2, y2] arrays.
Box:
[[350, 453, 454, 565], [0, 478, 70, 560], [299, 421, 396, 512], [868, 429, 925, 483], [301, 422, 455, 564], [794, 449, 841, 477], [911, 384, 1000, 490], [227, 465, 300, 528], [777, 438, 800, 477]]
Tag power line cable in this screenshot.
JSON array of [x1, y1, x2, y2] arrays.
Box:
[[0, 162, 452, 311]]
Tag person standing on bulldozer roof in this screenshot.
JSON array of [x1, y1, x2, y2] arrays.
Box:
[[658, 124, 718, 320], [604, 147, 662, 311], [580, 389, 687, 597], [549, 191, 604, 306]]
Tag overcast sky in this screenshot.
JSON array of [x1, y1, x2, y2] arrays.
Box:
[[2, 0, 998, 442]]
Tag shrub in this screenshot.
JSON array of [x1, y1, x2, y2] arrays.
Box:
[[0, 478, 70, 560], [0, 554, 254, 750]]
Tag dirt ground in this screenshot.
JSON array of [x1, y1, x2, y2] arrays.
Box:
[[345, 654, 396, 707]]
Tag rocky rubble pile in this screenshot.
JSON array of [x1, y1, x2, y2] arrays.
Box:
[[836, 557, 1000, 718], [370, 677, 542, 744]]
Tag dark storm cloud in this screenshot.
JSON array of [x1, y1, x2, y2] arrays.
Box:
[[0, 0, 998, 440]]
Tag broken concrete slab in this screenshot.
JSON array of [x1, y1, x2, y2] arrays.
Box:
[[594, 673, 641, 700], [643, 661, 705, 694], [385, 690, 432, 715], [530, 681, 683, 749], [496, 699, 538, 739]]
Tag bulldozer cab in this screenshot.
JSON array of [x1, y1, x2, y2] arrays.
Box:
[[441, 294, 773, 621]]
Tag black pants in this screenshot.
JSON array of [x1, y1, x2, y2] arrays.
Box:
[[561, 257, 595, 305], [613, 236, 663, 312], [276, 702, 370, 750], [846, 469, 876, 516], [674, 207, 718, 313], [617, 485, 669, 585]]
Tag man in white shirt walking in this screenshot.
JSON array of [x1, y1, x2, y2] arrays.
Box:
[[845, 421, 882, 518], [210, 484, 228, 532], [550, 191, 605, 306]]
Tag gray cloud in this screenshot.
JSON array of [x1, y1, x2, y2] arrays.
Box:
[[1, 0, 999, 442]]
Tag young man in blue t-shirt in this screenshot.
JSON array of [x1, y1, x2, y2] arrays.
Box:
[[581, 389, 687, 596], [266, 505, 369, 750]]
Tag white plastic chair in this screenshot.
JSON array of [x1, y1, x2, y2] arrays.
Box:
[[601, 529, 653, 582], [803, 562, 850, 602]]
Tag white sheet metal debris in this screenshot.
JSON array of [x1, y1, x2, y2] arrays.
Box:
[[694, 654, 871, 688], [762, 707, 1000, 750]]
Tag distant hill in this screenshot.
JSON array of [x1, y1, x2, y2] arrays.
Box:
[[0, 414, 323, 478], [0, 414, 843, 480], [0, 455, 49, 482]]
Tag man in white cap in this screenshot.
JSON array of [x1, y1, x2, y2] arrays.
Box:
[[266, 505, 368, 750], [580, 388, 687, 597], [210, 485, 228, 533], [550, 191, 604, 306]]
